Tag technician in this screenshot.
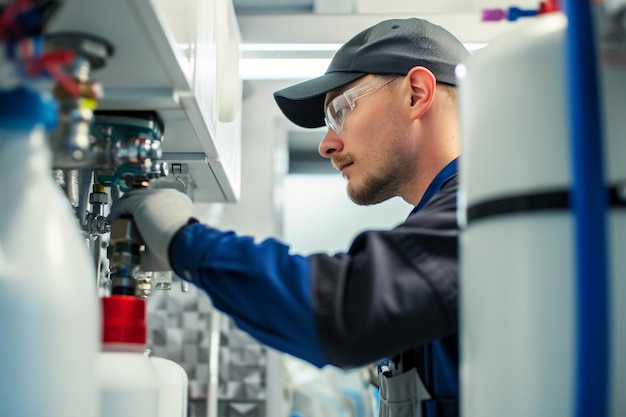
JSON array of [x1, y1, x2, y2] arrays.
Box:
[[110, 17, 470, 417]]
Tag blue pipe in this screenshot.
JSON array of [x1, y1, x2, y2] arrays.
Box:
[[562, 2, 610, 417]]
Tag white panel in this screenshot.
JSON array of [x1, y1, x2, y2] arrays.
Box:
[[357, 0, 472, 14], [216, 0, 243, 123], [213, 108, 242, 201]]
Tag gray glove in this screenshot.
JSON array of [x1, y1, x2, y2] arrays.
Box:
[[108, 188, 194, 271]]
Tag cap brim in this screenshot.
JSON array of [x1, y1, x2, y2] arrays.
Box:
[[274, 72, 366, 128]]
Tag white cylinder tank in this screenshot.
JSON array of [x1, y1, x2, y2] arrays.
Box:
[[0, 91, 100, 416], [457, 11, 626, 417]]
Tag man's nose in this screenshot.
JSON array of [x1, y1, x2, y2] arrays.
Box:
[[318, 130, 343, 158]]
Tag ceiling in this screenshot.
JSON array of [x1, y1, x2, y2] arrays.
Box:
[[231, 0, 543, 173], [232, 0, 480, 15], [233, 0, 315, 14], [232, 0, 542, 45]]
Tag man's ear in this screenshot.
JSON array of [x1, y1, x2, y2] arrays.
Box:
[[407, 66, 437, 119]]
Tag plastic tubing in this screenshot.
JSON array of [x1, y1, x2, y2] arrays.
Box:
[[563, 1, 609, 417]]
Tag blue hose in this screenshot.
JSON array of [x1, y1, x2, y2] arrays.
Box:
[[563, 2, 610, 416]]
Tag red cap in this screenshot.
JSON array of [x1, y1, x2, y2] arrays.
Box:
[[101, 295, 147, 345], [538, 0, 560, 14]]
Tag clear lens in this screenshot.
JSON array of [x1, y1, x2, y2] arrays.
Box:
[[324, 75, 397, 134], [325, 95, 351, 133], [324, 116, 339, 133]]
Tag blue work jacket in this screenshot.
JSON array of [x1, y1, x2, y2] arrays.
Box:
[[170, 158, 460, 417]]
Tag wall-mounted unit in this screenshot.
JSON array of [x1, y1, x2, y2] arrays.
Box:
[[49, 0, 242, 202]]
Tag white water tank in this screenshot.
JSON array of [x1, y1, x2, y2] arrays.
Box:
[[458, 11, 626, 417]]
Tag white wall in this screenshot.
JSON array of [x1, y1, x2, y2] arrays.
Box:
[[284, 174, 411, 255], [217, 79, 291, 239]]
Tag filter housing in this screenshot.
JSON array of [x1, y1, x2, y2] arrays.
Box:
[[458, 11, 626, 417]]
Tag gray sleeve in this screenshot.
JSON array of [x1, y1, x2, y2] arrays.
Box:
[[311, 176, 459, 368]]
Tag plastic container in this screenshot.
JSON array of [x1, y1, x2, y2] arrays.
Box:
[[151, 356, 189, 417], [98, 295, 159, 417], [0, 87, 100, 416]]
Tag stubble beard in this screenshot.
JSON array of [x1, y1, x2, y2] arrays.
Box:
[[346, 168, 404, 206]]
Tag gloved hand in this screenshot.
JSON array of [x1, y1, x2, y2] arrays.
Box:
[[108, 188, 194, 271]]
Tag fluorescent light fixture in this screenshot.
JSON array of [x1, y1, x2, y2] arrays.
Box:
[[240, 42, 488, 80], [175, 41, 487, 80], [241, 43, 344, 52], [240, 58, 333, 80], [240, 43, 340, 80]]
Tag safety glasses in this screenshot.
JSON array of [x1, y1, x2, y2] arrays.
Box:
[[324, 75, 398, 134]]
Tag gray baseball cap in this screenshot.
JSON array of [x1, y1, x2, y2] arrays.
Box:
[[273, 18, 470, 129]]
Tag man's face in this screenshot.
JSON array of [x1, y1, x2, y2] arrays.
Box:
[[319, 75, 420, 205]]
